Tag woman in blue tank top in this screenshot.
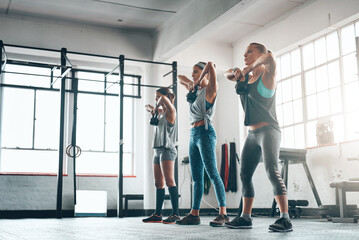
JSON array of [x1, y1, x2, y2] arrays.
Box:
[[224, 43, 292, 232], [142, 87, 180, 224], [176, 62, 229, 227]]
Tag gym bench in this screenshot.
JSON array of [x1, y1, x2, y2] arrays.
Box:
[[329, 181, 359, 223]]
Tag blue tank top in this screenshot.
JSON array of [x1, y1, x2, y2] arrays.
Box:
[[240, 74, 279, 129]]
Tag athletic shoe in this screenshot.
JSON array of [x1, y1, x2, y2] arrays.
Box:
[[142, 213, 162, 223], [175, 214, 201, 225], [225, 216, 252, 229], [209, 214, 230, 227], [163, 214, 180, 224], [269, 217, 293, 232]]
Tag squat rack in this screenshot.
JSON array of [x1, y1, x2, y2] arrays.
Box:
[[0, 40, 178, 218]]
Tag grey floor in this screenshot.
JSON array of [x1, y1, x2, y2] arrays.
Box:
[[0, 216, 358, 240]]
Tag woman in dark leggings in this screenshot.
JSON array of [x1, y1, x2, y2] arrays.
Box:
[[176, 62, 229, 227], [224, 43, 292, 232], [142, 87, 179, 224]]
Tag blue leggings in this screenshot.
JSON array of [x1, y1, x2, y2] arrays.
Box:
[[240, 125, 287, 197], [189, 125, 226, 210]]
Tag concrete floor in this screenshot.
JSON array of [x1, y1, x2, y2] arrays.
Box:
[[0, 216, 358, 240]]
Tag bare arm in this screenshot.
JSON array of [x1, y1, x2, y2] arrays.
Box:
[[198, 62, 218, 103], [178, 75, 193, 91], [242, 52, 276, 89], [156, 95, 176, 124], [224, 68, 243, 82]]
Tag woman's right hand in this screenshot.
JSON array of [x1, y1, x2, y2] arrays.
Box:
[[234, 68, 244, 82], [145, 104, 154, 113]]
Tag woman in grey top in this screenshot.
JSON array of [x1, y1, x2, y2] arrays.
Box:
[[142, 87, 179, 224], [176, 62, 229, 227]]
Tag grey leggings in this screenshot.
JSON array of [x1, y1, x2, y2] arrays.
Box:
[[240, 125, 287, 197]]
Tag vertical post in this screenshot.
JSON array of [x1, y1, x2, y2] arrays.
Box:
[[0, 40, 4, 167], [118, 55, 125, 218], [172, 61, 178, 186], [72, 72, 79, 206], [0, 40, 3, 75], [56, 48, 67, 219]]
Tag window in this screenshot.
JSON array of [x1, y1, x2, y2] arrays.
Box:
[[0, 63, 136, 176], [276, 22, 359, 148]]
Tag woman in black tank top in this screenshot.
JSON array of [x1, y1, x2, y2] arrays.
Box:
[[224, 43, 293, 232]]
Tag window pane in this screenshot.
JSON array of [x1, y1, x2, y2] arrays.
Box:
[[105, 96, 119, 152], [276, 82, 283, 104], [78, 72, 105, 92], [283, 102, 294, 126], [305, 70, 316, 95], [1, 88, 34, 148], [34, 91, 60, 149], [317, 91, 330, 117], [123, 98, 134, 153], [76, 152, 118, 175], [345, 111, 359, 140], [306, 94, 318, 120], [283, 126, 294, 148], [77, 94, 105, 151], [282, 79, 292, 103], [294, 124, 305, 149], [314, 37, 327, 66], [276, 57, 282, 80], [291, 49, 301, 75], [303, 43, 315, 70], [329, 87, 342, 114], [342, 53, 358, 83], [0, 149, 58, 173], [344, 82, 359, 112], [331, 115, 345, 142], [306, 121, 317, 147], [328, 61, 340, 88], [326, 31, 339, 60], [3, 65, 50, 88], [106, 75, 120, 94], [124, 153, 133, 176], [292, 75, 302, 100], [281, 53, 291, 79], [316, 65, 328, 92], [293, 99, 303, 123], [341, 24, 356, 55]]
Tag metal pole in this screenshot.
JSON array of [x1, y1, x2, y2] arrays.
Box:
[[56, 48, 67, 219], [172, 61, 178, 186], [118, 55, 125, 218], [0, 40, 4, 74], [72, 73, 79, 206], [0, 40, 4, 167]]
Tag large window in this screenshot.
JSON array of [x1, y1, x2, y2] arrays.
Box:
[[276, 21, 359, 148], [0, 63, 135, 176]]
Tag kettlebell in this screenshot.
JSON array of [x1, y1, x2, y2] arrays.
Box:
[[149, 110, 159, 126], [235, 74, 250, 95], [186, 85, 199, 103]]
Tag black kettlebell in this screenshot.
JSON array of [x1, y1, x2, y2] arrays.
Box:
[[235, 74, 250, 95], [186, 85, 199, 103], [149, 109, 159, 126]]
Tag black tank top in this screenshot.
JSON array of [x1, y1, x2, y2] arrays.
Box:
[[240, 74, 280, 130]]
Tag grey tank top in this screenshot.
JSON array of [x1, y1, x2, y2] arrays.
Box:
[[153, 114, 177, 149], [189, 87, 216, 129]]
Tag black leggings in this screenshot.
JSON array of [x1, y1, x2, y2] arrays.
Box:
[[240, 125, 287, 198]]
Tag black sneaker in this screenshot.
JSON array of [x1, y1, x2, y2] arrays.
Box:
[[175, 214, 201, 225], [269, 217, 293, 232], [142, 213, 162, 223], [210, 214, 230, 227], [225, 216, 252, 229], [163, 214, 180, 224]]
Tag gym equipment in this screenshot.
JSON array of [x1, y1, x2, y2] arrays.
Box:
[[186, 85, 198, 103], [270, 148, 322, 216], [235, 74, 249, 95], [149, 109, 159, 126]]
